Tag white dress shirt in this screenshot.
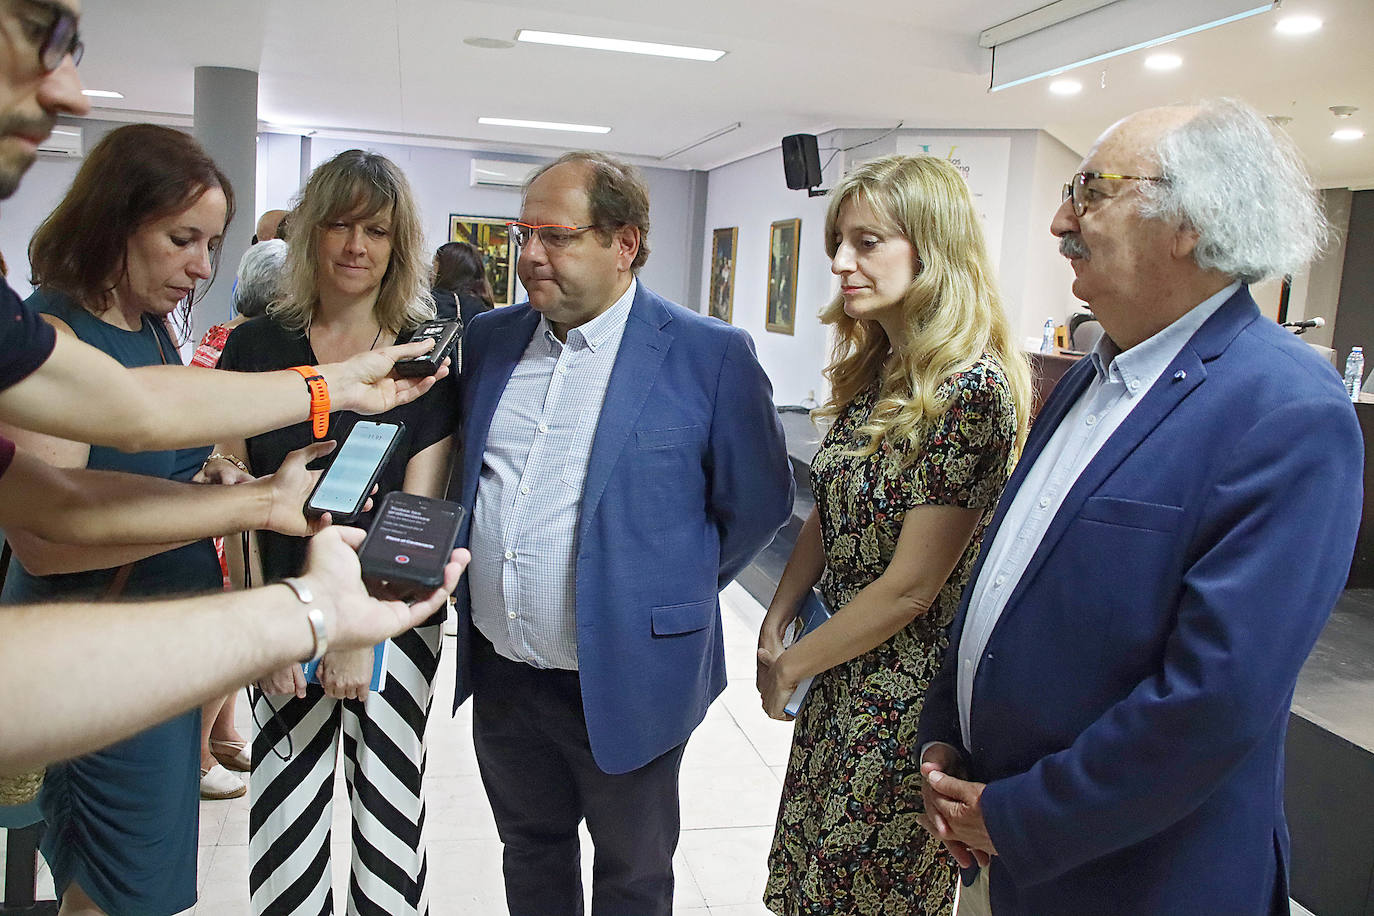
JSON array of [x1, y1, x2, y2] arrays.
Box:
[[469, 280, 637, 670], [955, 281, 1240, 748]]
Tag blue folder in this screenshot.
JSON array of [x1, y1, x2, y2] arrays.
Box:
[[783, 588, 832, 717]]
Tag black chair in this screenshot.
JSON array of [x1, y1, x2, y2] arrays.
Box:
[[0, 800, 57, 915], [1068, 313, 1103, 352]]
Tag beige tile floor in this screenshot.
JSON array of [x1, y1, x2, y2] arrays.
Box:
[[3, 580, 1321, 916]]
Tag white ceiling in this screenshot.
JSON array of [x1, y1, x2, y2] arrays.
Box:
[[76, 0, 1374, 187]]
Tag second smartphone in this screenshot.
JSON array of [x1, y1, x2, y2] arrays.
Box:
[[304, 420, 405, 522]]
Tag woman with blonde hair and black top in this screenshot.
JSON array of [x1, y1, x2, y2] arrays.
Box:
[[214, 149, 458, 915], [757, 154, 1031, 915]]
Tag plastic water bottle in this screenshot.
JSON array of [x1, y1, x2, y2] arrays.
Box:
[[1040, 317, 1056, 353], [1345, 347, 1365, 401]]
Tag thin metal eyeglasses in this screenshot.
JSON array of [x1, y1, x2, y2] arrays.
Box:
[[506, 221, 599, 250], [14, 0, 84, 71], [1062, 171, 1167, 217]]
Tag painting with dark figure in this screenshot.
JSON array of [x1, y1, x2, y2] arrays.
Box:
[[767, 218, 800, 335], [709, 227, 737, 323], [448, 215, 515, 307]]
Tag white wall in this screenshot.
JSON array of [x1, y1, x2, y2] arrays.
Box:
[[699, 132, 843, 407], [303, 137, 699, 308], [698, 127, 1085, 406]]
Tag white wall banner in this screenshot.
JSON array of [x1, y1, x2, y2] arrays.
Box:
[[888, 135, 1012, 269]]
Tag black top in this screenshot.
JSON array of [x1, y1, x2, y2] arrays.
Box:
[[217, 315, 461, 581], [0, 279, 56, 391]]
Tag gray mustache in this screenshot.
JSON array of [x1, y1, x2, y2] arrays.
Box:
[[1059, 234, 1090, 260]]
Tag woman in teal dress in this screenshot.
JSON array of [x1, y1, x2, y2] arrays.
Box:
[[757, 155, 1033, 915], [0, 124, 234, 916]]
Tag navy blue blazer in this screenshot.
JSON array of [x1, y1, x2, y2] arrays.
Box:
[[917, 287, 1363, 915], [451, 283, 794, 774]]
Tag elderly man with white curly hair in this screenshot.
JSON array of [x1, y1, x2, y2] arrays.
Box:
[[914, 98, 1363, 916]]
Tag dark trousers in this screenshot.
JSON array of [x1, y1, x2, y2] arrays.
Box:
[[470, 632, 686, 916]]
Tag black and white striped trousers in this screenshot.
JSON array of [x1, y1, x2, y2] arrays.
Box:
[[248, 623, 442, 916]]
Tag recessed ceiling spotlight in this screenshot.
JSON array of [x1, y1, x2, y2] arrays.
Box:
[[1145, 53, 1182, 71], [478, 117, 611, 134], [515, 29, 725, 61], [81, 89, 123, 99], [1049, 79, 1082, 96], [1275, 15, 1322, 35], [1333, 128, 1366, 141], [464, 37, 515, 50]]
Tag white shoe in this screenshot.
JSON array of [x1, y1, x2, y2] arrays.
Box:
[[200, 763, 247, 800]]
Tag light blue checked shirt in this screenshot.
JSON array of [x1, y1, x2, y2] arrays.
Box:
[[955, 281, 1239, 749], [468, 280, 637, 670]]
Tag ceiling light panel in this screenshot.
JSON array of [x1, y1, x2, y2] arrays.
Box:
[[1145, 53, 1183, 70], [1275, 15, 1322, 35], [478, 117, 611, 134], [515, 30, 725, 62], [1333, 128, 1366, 142]]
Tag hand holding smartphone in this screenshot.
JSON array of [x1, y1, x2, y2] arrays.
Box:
[[357, 492, 465, 593], [304, 420, 405, 523]]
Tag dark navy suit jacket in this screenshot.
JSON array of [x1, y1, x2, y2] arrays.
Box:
[[452, 283, 794, 774], [917, 287, 1363, 915]]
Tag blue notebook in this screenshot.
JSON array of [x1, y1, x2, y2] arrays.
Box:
[[302, 641, 387, 693], [783, 588, 832, 717]]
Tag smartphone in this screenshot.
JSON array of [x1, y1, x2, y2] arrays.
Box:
[[393, 319, 461, 377], [358, 492, 465, 590], [304, 420, 405, 522]]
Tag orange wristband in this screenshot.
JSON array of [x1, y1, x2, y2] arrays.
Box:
[[288, 365, 330, 439]]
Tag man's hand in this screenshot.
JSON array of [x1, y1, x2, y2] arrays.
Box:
[[261, 441, 335, 536], [317, 647, 374, 701], [257, 663, 306, 698], [921, 752, 997, 866], [323, 342, 449, 415], [296, 526, 469, 652]]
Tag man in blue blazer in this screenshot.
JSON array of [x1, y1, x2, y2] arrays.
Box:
[[452, 151, 793, 915], [916, 100, 1363, 915]]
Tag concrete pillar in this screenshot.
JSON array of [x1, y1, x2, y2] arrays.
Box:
[[193, 66, 257, 332]]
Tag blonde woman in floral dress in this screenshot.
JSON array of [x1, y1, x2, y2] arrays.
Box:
[[757, 155, 1032, 916]]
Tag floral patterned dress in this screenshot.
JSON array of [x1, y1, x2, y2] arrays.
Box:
[[764, 355, 1018, 916]]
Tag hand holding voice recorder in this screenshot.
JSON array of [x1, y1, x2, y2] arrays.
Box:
[[393, 319, 461, 377]]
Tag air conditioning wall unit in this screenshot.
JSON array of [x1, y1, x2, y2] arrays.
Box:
[[470, 158, 539, 189], [38, 125, 83, 158]]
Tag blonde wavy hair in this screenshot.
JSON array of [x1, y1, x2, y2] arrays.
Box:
[[270, 149, 433, 333], [815, 154, 1031, 464]]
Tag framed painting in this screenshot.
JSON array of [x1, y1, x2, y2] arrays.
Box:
[[448, 214, 516, 307], [708, 226, 738, 323], [766, 218, 800, 335]]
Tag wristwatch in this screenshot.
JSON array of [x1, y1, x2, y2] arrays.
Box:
[[281, 577, 328, 662]]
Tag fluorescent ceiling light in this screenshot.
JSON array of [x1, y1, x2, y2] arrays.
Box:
[[986, 0, 1273, 92], [1049, 79, 1082, 95], [478, 117, 611, 134], [1333, 128, 1365, 141], [1145, 52, 1183, 70], [515, 29, 725, 62], [81, 89, 123, 99], [1275, 15, 1322, 34]]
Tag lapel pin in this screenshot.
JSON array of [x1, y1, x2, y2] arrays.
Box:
[[1172, 370, 1187, 382]]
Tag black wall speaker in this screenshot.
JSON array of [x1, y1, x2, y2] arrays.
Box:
[[782, 133, 822, 190]]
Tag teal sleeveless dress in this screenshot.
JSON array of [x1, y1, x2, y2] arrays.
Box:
[[0, 290, 220, 915]]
